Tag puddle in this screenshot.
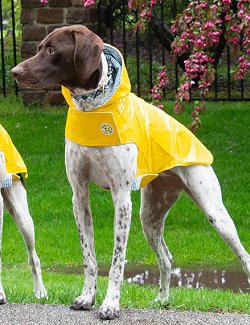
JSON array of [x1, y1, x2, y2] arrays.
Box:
[[47, 265, 250, 293]]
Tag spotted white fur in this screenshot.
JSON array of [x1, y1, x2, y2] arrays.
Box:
[[62, 56, 250, 320]]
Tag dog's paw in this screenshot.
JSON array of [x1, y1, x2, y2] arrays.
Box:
[[0, 292, 6, 305], [70, 295, 95, 311], [153, 295, 170, 308], [98, 304, 120, 320], [35, 286, 48, 300]]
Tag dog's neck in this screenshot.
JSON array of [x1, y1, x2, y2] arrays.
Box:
[[71, 53, 110, 112]]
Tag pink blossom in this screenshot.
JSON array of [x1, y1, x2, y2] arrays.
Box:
[[151, 85, 162, 100], [140, 9, 152, 19], [128, 0, 134, 9], [171, 25, 178, 33], [160, 79, 168, 87], [150, 0, 157, 6], [159, 70, 166, 78], [198, 82, 211, 89], [180, 83, 189, 90], [40, 0, 48, 4], [127, 0, 250, 125], [205, 21, 215, 28], [152, 93, 161, 100], [83, 0, 95, 7], [230, 26, 240, 33], [194, 39, 207, 49], [228, 36, 240, 46], [201, 2, 208, 8], [238, 9, 245, 18], [194, 22, 201, 27]]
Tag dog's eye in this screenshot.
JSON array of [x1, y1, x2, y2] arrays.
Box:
[[46, 47, 56, 55]]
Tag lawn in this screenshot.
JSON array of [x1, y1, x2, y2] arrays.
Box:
[[0, 96, 249, 313]]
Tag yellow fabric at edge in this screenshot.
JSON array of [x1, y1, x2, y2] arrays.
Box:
[[0, 124, 27, 176], [63, 44, 213, 186]]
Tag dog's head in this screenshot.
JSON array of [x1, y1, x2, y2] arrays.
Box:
[[11, 25, 104, 91]]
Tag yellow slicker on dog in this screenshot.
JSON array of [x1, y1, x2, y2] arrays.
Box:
[[63, 46, 213, 189], [0, 124, 27, 177]]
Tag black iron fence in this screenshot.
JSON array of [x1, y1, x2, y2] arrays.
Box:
[[0, 0, 249, 101], [98, 0, 249, 101], [0, 0, 18, 97]]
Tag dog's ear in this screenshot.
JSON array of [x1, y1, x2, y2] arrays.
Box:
[[73, 26, 104, 87]]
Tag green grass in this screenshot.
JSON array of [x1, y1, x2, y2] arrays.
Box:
[[2, 268, 250, 314], [0, 96, 249, 313]]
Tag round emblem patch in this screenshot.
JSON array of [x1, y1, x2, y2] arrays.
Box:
[[101, 123, 113, 135]]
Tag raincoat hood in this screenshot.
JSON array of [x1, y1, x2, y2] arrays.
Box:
[[63, 44, 213, 189]]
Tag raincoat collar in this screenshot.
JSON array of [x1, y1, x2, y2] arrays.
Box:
[[63, 44, 131, 111]]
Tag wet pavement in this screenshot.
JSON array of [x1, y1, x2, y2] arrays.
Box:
[[0, 304, 250, 325], [47, 264, 250, 293]]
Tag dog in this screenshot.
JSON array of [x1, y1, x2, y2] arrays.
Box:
[[11, 25, 250, 320], [0, 125, 47, 304]]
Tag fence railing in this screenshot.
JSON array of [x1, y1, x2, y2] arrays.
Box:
[[98, 0, 249, 101], [0, 0, 249, 101], [0, 0, 18, 97]]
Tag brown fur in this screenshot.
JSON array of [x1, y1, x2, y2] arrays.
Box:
[[12, 25, 104, 91]]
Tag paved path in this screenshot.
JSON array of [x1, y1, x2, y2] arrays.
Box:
[[0, 304, 249, 325]]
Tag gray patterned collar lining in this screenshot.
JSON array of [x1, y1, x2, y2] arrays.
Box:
[[71, 44, 123, 109]]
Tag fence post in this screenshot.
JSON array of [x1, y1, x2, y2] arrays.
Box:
[[20, 0, 104, 105], [0, 0, 6, 97]]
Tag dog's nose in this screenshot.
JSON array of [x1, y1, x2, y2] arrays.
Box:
[[11, 66, 24, 79]]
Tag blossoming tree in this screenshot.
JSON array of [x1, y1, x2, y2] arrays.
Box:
[[40, 0, 250, 130]]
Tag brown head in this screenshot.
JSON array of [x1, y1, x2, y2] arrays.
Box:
[[11, 25, 104, 92]]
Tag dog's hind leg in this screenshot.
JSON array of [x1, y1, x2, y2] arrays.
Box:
[[2, 180, 47, 299], [140, 173, 182, 303], [175, 165, 250, 282]]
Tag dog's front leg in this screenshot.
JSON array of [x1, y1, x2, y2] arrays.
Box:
[[69, 183, 98, 310], [66, 142, 98, 310], [98, 188, 132, 320], [0, 193, 5, 304], [65, 143, 97, 310]]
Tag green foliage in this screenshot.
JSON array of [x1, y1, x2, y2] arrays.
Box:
[[0, 0, 21, 92], [1, 0, 21, 39], [105, 0, 188, 28]]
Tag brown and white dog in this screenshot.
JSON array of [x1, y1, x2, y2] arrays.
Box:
[[0, 151, 47, 304], [12, 25, 250, 320]]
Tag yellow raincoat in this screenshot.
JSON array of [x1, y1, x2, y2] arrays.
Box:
[[63, 45, 213, 189], [0, 124, 27, 178]]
